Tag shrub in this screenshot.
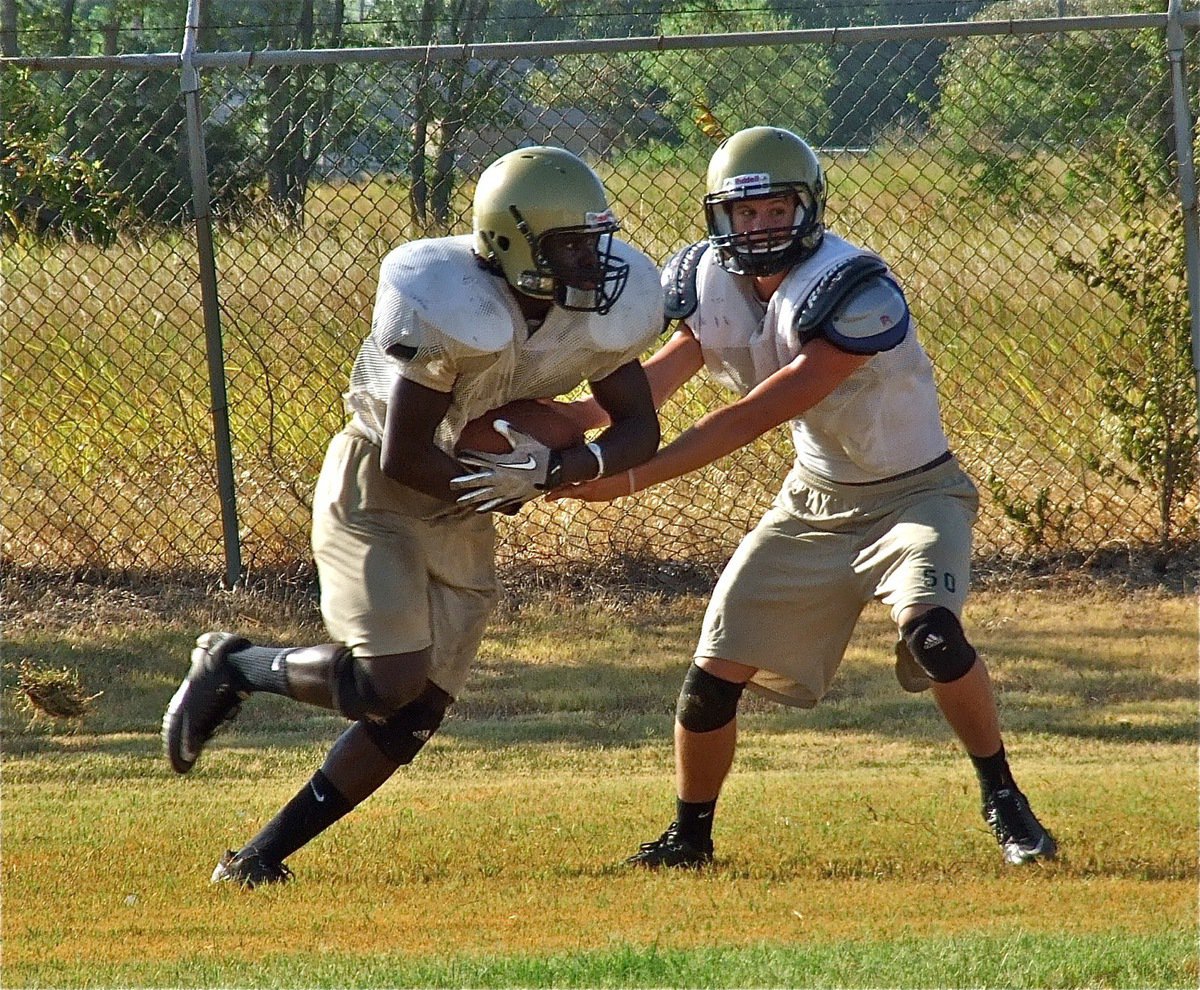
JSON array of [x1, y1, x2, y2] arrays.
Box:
[[1055, 140, 1198, 545], [0, 126, 126, 246]]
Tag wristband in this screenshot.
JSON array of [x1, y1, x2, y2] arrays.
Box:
[[584, 441, 605, 480]]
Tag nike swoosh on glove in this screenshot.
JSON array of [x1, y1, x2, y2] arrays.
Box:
[[451, 420, 560, 513]]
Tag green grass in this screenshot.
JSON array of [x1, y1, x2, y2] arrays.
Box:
[[12, 935, 1196, 988], [2, 580, 1196, 988]]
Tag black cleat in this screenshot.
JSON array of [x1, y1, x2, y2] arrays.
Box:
[[984, 787, 1058, 865], [626, 822, 713, 869], [211, 849, 294, 888], [163, 632, 251, 774]]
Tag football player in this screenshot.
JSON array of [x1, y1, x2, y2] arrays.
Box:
[[555, 126, 1057, 868], [163, 146, 663, 886]]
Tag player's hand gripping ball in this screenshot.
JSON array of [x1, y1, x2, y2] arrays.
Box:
[[452, 399, 586, 513]]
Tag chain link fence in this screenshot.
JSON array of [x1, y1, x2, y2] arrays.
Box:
[[4, 8, 1199, 587]]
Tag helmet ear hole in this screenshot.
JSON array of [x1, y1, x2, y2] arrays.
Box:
[[495, 235, 510, 251]]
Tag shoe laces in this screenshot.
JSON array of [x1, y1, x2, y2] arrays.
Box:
[[227, 849, 292, 884], [986, 787, 1040, 844], [261, 860, 294, 883], [637, 822, 683, 852]]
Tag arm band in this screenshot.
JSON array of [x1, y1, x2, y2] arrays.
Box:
[[585, 441, 605, 479]]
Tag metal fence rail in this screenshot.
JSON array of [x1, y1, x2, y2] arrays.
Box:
[[3, 6, 1198, 587]]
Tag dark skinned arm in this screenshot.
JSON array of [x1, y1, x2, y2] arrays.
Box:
[[378, 375, 465, 503], [555, 358, 660, 484], [381, 359, 658, 501]]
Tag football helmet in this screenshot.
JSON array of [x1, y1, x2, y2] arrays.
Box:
[[704, 126, 826, 276], [473, 146, 629, 314]]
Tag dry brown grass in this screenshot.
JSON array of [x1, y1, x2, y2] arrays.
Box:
[[6, 151, 1197, 578]]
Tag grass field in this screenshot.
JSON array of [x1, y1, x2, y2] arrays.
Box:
[[2, 573, 1196, 988]]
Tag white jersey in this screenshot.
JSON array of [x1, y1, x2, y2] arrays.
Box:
[[346, 235, 662, 450], [687, 233, 949, 483]]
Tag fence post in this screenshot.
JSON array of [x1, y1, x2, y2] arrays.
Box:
[[181, 0, 243, 589], [1166, 0, 1200, 433]]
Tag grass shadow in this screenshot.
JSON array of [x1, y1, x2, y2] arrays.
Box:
[[3, 568, 1195, 761]]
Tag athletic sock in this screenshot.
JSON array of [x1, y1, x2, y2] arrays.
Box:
[[971, 744, 1017, 800], [241, 769, 354, 865], [225, 645, 292, 696], [676, 797, 717, 845]]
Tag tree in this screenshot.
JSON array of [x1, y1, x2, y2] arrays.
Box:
[[260, 0, 346, 228], [375, 0, 498, 226], [1, 69, 126, 244], [931, 0, 1176, 177], [2, 0, 18, 56], [810, 1, 990, 146], [644, 1, 832, 148]]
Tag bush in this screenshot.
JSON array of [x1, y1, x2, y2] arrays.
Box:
[[1055, 141, 1198, 545], [0, 127, 126, 246]]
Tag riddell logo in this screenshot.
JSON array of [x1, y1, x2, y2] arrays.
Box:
[[585, 209, 616, 226], [722, 172, 771, 193]]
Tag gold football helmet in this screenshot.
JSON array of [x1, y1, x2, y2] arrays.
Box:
[[705, 126, 826, 276], [473, 146, 629, 313]]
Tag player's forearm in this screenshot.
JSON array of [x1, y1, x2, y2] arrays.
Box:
[[381, 376, 463, 500], [583, 412, 660, 479], [630, 405, 758, 492], [380, 442, 472, 503], [565, 330, 702, 433], [560, 395, 610, 434]]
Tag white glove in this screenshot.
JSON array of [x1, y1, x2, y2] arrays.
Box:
[[451, 420, 563, 513]]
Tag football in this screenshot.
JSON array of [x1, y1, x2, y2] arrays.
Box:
[[456, 398, 586, 454]]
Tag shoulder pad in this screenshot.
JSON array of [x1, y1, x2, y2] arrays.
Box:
[[662, 240, 710, 322], [825, 274, 909, 354], [583, 240, 666, 354], [374, 237, 513, 358], [795, 255, 909, 354]]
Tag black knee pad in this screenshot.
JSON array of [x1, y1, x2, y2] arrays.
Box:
[[675, 662, 745, 733], [900, 607, 976, 684], [362, 683, 452, 765]]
